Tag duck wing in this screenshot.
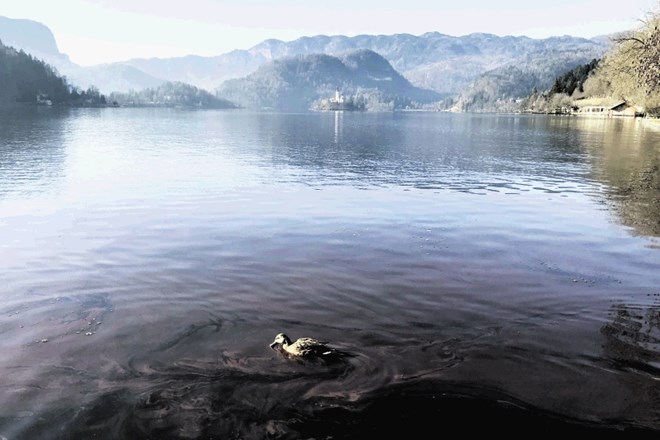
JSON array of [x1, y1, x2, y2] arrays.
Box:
[[295, 337, 326, 345], [292, 337, 333, 356]]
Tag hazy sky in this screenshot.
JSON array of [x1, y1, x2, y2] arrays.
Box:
[[3, 0, 658, 65]]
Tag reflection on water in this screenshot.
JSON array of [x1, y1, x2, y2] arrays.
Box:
[[0, 107, 69, 199], [246, 112, 597, 195], [334, 110, 343, 143], [573, 117, 660, 237], [0, 109, 659, 437]]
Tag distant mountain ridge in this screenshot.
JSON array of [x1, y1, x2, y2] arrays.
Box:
[[1, 15, 611, 110], [115, 32, 608, 95]]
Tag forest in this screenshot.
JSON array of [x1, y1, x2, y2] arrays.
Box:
[[109, 81, 236, 108], [0, 40, 106, 106], [520, 11, 660, 116]]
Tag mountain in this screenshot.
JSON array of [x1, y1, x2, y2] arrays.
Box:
[[216, 49, 442, 111], [0, 16, 167, 93], [115, 52, 259, 91], [1, 15, 611, 107], [113, 33, 608, 96], [62, 64, 165, 93], [0, 16, 72, 69]]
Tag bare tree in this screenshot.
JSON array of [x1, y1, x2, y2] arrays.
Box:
[[614, 12, 660, 94], [587, 10, 660, 114]]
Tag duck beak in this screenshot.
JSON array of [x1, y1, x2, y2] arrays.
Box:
[[269, 341, 278, 349]]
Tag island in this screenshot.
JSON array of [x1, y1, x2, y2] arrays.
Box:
[[314, 88, 365, 111]]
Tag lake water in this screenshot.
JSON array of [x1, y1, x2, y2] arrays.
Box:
[[0, 108, 659, 438]]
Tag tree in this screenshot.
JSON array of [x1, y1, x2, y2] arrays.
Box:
[[549, 59, 599, 97], [616, 13, 660, 93], [594, 11, 660, 114]]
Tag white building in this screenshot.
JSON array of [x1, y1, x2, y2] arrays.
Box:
[[331, 88, 345, 104]]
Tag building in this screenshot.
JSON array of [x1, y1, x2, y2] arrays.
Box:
[[577, 101, 644, 117], [330, 88, 345, 104], [36, 93, 52, 106]]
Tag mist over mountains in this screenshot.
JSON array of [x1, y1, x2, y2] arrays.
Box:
[[0, 15, 610, 111]]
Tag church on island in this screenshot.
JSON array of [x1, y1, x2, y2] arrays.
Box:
[[331, 89, 345, 105], [314, 88, 363, 111]]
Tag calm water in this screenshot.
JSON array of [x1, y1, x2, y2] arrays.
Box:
[[0, 108, 659, 438]]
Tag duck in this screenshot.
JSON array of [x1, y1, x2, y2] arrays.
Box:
[[269, 333, 336, 359]]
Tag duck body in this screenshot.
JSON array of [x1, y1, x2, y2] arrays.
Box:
[[270, 333, 336, 359]]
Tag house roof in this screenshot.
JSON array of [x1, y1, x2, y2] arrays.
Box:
[[573, 97, 625, 108], [608, 101, 627, 110]]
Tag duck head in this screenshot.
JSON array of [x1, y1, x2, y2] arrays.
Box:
[[270, 333, 291, 349]]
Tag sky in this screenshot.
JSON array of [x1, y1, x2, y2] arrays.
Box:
[[2, 0, 658, 65]]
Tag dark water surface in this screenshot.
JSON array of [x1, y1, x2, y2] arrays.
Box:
[[0, 108, 659, 438]]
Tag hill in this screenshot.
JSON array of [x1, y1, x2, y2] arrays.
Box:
[[216, 49, 442, 111], [0, 40, 72, 105], [450, 49, 601, 112], [110, 81, 237, 109]]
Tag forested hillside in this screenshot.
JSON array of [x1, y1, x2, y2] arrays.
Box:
[[216, 49, 441, 111], [548, 58, 600, 96], [0, 40, 70, 105], [518, 11, 660, 117], [449, 51, 600, 112], [109, 81, 237, 108]]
